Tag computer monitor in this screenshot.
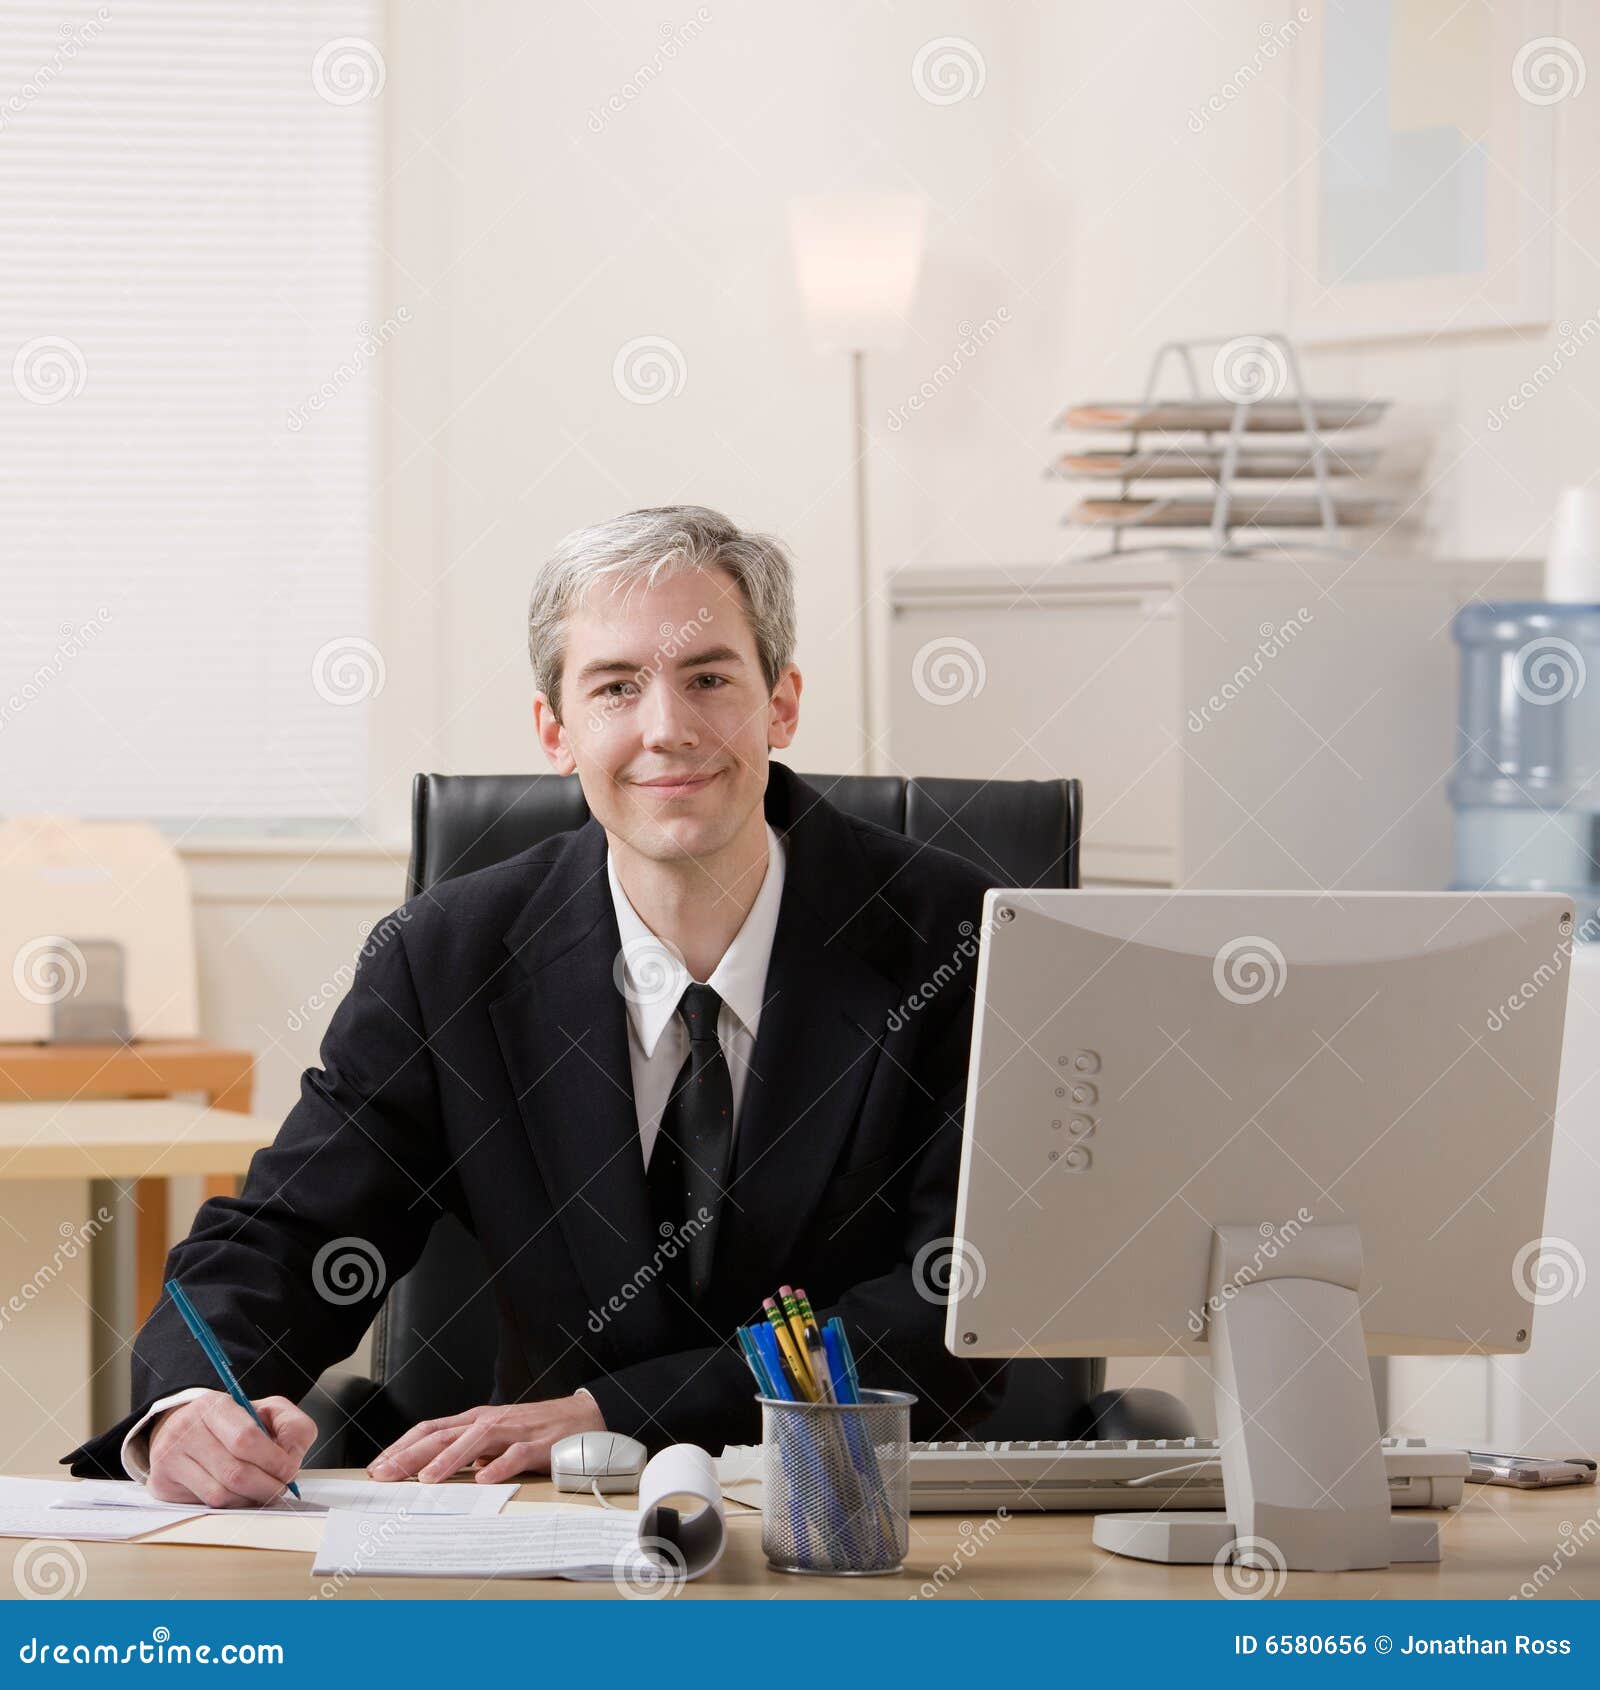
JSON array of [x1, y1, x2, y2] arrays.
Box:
[[946, 890, 1572, 1573]]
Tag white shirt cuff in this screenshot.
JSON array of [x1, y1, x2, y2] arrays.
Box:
[[120, 1387, 210, 1482], [574, 1385, 604, 1425]]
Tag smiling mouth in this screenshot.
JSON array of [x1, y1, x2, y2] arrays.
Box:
[[633, 770, 722, 798]]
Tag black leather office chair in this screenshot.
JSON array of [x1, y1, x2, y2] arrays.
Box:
[[303, 768, 1192, 1464]]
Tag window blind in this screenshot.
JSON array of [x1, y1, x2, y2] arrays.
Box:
[[0, 1, 382, 823]]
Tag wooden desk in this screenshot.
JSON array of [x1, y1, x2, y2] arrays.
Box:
[[0, 1040, 265, 1320], [43, 1471, 1600, 1600]]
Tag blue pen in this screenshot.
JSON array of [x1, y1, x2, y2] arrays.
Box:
[[751, 1322, 794, 1400], [822, 1324, 857, 1404], [736, 1325, 776, 1397], [165, 1279, 302, 1500]]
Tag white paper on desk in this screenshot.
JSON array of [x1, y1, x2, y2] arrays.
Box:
[[58, 1477, 516, 1518], [0, 1477, 204, 1541], [313, 1444, 726, 1583]]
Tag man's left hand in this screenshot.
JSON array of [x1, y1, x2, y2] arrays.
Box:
[[366, 1393, 607, 1484]]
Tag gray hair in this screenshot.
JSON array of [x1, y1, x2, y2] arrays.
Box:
[[528, 505, 797, 719]]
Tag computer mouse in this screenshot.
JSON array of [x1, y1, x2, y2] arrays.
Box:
[[550, 1430, 649, 1494]]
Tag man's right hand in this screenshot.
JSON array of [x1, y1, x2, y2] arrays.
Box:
[[145, 1391, 316, 1507]]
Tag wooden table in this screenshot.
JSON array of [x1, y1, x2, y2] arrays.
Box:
[[40, 1471, 1600, 1600], [0, 1041, 268, 1321]]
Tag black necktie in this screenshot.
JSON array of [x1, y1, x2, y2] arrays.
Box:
[[646, 982, 734, 1304]]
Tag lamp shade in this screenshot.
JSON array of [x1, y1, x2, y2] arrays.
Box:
[[788, 194, 927, 352]]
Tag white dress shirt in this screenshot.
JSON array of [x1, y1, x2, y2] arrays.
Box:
[[119, 823, 788, 1481]]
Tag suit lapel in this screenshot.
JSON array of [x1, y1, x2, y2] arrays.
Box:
[[717, 764, 905, 1280], [488, 822, 669, 1331]]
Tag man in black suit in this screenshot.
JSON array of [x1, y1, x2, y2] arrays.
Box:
[[64, 505, 996, 1503]]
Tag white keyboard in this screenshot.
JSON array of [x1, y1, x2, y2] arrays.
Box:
[[908, 1435, 1469, 1512]]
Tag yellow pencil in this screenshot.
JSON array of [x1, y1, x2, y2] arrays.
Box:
[[764, 1298, 814, 1399], [778, 1285, 816, 1390]]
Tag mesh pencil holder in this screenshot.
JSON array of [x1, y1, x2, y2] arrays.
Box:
[[759, 1389, 915, 1576]]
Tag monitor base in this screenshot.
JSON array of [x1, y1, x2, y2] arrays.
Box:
[[1091, 1510, 1440, 1568], [1094, 1221, 1449, 1573]]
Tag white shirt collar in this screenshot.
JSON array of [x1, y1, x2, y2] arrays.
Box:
[[607, 822, 786, 1058]]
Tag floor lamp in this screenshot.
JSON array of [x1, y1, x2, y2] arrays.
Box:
[[788, 195, 926, 772]]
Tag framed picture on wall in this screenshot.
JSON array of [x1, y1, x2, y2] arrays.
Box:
[[1287, 0, 1563, 343]]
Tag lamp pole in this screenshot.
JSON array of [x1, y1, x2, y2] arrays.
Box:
[[852, 348, 874, 772]]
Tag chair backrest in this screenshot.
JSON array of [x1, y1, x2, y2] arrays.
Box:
[[371, 768, 1097, 1437]]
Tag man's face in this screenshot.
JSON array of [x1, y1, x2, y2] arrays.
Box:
[[534, 564, 800, 865]]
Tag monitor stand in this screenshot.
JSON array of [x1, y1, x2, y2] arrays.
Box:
[[1092, 1222, 1441, 1572]]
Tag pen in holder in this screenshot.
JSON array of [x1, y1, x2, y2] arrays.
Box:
[[759, 1389, 914, 1576]]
